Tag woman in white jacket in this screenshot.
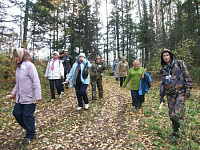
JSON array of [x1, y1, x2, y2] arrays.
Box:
[[45, 51, 64, 101]]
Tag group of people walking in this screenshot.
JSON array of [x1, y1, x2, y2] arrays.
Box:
[[9, 48, 193, 144]]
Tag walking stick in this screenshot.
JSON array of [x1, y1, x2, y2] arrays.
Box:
[[158, 102, 164, 111], [142, 68, 147, 79]]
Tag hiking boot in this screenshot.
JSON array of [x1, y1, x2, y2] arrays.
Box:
[[135, 107, 139, 113], [85, 104, 89, 110], [171, 135, 177, 144], [171, 133, 179, 144], [76, 107, 82, 111], [22, 135, 36, 144]]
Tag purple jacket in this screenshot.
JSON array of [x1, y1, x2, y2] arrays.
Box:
[[11, 61, 42, 104]]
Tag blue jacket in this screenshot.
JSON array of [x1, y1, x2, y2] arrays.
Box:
[[138, 72, 152, 95], [66, 53, 91, 87]]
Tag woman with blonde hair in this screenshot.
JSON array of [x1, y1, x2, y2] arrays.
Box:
[[123, 60, 145, 112]]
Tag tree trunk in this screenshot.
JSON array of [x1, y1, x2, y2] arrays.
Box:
[[160, 1, 165, 45], [194, 0, 200, 36], [106, 0, 109, 65], [121, 0, 125, 56], [116, 3, 120, 59], [23, 0, 29, 48]]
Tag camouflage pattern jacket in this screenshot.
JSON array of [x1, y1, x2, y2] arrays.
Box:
[[90, 62, 106, 79], [160, 59, 193, 97]]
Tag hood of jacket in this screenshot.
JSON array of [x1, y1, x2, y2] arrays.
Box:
[[161, 49, 175, 67]]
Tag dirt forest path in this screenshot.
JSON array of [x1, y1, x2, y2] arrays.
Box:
[[0, 76, 199, 149], [1, 77, 143, 149]]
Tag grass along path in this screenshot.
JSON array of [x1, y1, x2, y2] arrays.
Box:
[[0, 70, 199, 149]]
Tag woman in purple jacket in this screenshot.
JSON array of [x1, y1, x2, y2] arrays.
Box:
[[10, 48, 42, 144]]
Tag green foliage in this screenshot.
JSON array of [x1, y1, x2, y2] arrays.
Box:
[[0, 53, 15, 81], [190, 67, 200, 84], [146, 49, 162, 76], [104, 69, 114, 76], [173, 39, 195, 65]]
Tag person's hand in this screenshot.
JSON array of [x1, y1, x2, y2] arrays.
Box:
[[63, 81, 69, 84], [6, 94, 15, 98], [44, 76, 47, 80], [36, 100, 41, 104], [186, 88, 190, 98], [160, 97, 165, 104]]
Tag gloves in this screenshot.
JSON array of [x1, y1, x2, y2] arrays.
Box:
[[186, 88, 190, 98], [160, 97, 165, 104]]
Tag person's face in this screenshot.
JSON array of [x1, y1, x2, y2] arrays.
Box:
[[96, 58, 101, 63], [163, 52, 171, 63], [122, 58, 126, 62], [79, 56, 84, 63], [133, 62, 140, 69], [64, 51, 68, 56], [15, 55, 21, 64], [53, 54, 58, 59], [60, 54, 64, 57]]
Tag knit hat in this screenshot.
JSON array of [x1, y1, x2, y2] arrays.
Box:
[[53, 51, 59, 57], [78, 53, 86, 58]]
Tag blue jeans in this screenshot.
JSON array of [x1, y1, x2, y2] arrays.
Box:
[[13, 103, 36, 138], [49, 79, 62, 99], [75, 84, 89, 107], [131, 90, 144, 107]]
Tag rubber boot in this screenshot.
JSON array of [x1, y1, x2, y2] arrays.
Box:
[[139, 102, 142, 109], [171, 120, 180, 143]]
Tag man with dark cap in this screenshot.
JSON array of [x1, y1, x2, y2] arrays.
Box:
[[159, 49, 193, 143], [59, 50, 65, 93], [63, 50, 73, 87]]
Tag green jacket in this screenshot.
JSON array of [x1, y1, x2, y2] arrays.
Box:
[[90, 62, 106, 79]]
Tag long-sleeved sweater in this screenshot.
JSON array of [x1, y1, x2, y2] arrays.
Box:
[[123, 67, 144, 90]]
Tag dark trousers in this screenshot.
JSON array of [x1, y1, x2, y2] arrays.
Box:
[[131, 90, 144, 107], [60, 78, 64, 92], [120, 76, 126, 87], [13, 103, 36, 138], [75, 84, 89, 107], [49, 79, 61, 99]]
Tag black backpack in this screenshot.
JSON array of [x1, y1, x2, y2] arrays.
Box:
[[82, 62, 89, 79]]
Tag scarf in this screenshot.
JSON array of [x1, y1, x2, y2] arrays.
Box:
[[74, 63, 81, 85], [51, 58, 58, 70]]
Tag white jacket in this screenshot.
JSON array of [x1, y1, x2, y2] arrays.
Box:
[[45, 59, 64, 79]]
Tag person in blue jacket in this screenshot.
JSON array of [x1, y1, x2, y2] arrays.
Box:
[[65, 53, 91, 110]]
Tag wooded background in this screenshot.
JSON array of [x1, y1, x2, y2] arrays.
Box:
[[0, 0, 200, 82]]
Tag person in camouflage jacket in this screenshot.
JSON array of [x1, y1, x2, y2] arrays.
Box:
[[90, 56, 106, 101], [159, 49, 193, 143]]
